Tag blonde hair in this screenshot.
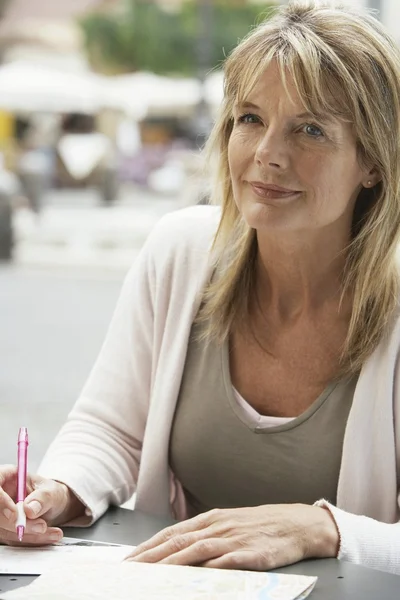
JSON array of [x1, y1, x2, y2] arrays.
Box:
[[199, 0, 400, 375]]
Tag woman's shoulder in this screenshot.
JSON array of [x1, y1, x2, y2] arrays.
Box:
[[146, 204, 221, 262]]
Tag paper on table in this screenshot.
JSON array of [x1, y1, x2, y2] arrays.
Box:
[[0, 537, 135, 575], [0, 560, 317, 600]]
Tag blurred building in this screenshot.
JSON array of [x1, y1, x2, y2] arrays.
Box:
[[0, 0, 121, 70]]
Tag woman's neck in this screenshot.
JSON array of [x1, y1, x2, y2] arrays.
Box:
[[255, 227, 352, 323]]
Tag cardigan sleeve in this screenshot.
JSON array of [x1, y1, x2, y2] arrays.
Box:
[[36, 206, 219, 527], [37, 228, 157, 525], [314, 499, 400, 575]]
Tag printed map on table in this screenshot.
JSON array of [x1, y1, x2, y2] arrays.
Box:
[[0, 560, 317, 600], [0, 537, 134, 575]]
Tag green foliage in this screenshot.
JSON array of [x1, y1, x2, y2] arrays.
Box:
[[79, 0, 276, 75], [183, 1, 275, 70]]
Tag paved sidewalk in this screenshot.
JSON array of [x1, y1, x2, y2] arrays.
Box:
[[12, 187, 181, 270]]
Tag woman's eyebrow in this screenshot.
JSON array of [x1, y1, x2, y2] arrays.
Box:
[[234, 103, 334, 124], [234, 101, 260, 111], [295, 111, 334, 124]]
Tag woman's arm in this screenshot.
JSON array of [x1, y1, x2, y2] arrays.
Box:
[[37, 235, 156, 525], [122, 501, 400, 575]]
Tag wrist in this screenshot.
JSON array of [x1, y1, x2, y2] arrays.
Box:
[[310, 505, 340, 559], [54, 483, 86, 526]]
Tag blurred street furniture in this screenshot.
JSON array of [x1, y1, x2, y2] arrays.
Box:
[[0, 111, 19, 260], [18, 149, 51, 213], [147, 147, 210, 206], [0, 190, 13, 260], [109, 72, 200, 120], [56, 113, 119, 205], [0, 153, 19, 261], [147, 156, 186, 195], [174, 149, 210, 207], [0, 62, 107, 114], [108, 70, 223, 121], [0, 62, 223, 142], [0, 62, 133, 209], [0, 60, 225, 207], [112, 71, 223, 196]]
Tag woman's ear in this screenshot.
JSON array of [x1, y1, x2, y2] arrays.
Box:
[[363, 167, 381, 188]]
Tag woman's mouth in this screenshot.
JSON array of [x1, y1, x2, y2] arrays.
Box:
[[248, 182, 302, 201]]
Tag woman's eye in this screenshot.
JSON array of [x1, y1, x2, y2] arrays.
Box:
[[237, 113, 261, 125], [303, 123, 324, 138]]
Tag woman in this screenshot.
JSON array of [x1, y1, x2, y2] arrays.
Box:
[[1, 0, 400, 574]]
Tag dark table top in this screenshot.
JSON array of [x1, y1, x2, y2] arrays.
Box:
[[1, 506, 399, 599]]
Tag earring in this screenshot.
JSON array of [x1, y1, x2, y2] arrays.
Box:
[[367, 180, 372, 186]]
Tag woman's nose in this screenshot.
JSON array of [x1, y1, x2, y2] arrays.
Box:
[[254, 130, 289, 170]]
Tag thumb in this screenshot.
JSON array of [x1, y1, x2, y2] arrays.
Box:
[[24, 495, 44, 519], [24, 479, 69, 522]]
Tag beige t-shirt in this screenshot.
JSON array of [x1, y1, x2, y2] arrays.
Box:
[[169, 320, 358, 517]]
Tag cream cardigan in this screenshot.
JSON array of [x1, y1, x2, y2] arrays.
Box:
[[39, 206, 400, 575]]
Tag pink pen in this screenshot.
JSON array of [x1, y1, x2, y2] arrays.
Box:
[[16, 427, 29, 542]]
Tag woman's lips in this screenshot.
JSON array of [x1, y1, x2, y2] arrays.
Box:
[[249, 182, 302, 201]]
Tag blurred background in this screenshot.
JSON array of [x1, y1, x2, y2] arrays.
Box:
[[0, 0, 389, 470]]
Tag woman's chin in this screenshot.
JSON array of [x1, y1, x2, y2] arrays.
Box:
[[241, 203, 296, 232]]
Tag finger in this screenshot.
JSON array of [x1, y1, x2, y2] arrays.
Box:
[[127, 515, 211, 558], [202, 550, 265, 571], [24, 518, 49, 536], [0, 465, 17, 487], [125, 532, 200, 563], [0, 465, 18, 499], [24, 483, 59, 520], [1, 526, 64, 547], [0, 492, 48, 536], [1, 509, 49, 536], [0, 488, 18, 530], [0, 467, 37, 499], [160, 538, 232, 566], [128, 536, 231, 567]]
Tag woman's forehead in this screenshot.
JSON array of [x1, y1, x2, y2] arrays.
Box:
[[233, 59, 350, 121], [239, 64, 303, 108]]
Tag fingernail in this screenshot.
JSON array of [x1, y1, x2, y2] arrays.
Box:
[[49, 532, 62, 542], [32, 522, 46, 533], [27, 501, 41, 516], [3, 508, 12, 520]]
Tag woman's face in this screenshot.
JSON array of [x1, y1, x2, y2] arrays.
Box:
[[228, 62, 374, 237]]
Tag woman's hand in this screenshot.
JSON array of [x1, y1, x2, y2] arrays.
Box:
[[125, 504, 339, 570], [0, 464, 84, 546]]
